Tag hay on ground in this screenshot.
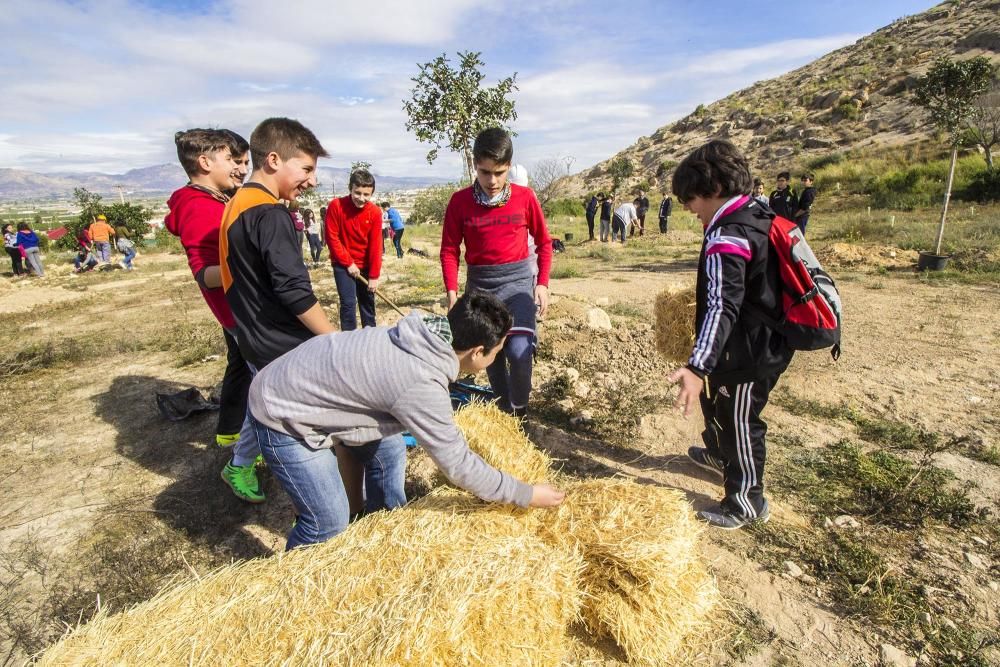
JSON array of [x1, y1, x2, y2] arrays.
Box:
[[37, 488, 583, 667], [654, 286, 696, 365], [451, 401, 552, 484]]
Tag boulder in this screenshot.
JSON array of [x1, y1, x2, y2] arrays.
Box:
[[879, 644, 917, 667], [586, 308, 613, 331]]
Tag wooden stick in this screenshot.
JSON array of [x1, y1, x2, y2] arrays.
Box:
[[355, 274, 407, 317]]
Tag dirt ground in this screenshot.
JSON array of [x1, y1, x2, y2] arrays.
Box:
[[1, 238, 997, 666]]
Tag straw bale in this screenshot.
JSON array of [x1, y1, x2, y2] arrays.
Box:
[[452, 401, 552, 484], [38, 489, 583, 667], [654, 286, 696, 365], [537, 478, 717, 665]]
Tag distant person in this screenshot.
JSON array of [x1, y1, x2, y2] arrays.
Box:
[[633, 190, 649, 236], [288, 201, 306, 259], [668, 139, 794, 530], [599, 193, 613, 242], [324, 168, 383, 331], [247, 292, 564, 550], [768, 171, 798, 220], [89, 214, 116, 265], [612, 197, 638, 245], [4, 223, 24, 276], [508, 164, 538, 280], [72, 223, 98, 273], [16, 222, 44, 277], [658, 194, 673, 233], [219, 118, 339, 506], [794, 173, 817, 234], [303, 208, 324, 265], [585, 193, 598, 240], [116, 232, 137, 270], [165, 128, 258, 501], [381, 201, 391, 255], [752, 178, 768, 206], [382, 201, 406, 259], [440, 128, 552, 419]]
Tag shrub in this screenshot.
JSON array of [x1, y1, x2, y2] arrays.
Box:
[[959, 168, 1000, 202], [543, 198, 584, 217], [409, 183, 459, 225], [833, 98, 861, 120], [59, 188, 153, 249]]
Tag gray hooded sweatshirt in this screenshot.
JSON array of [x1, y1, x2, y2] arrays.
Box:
[[249, 312, 533, 508]]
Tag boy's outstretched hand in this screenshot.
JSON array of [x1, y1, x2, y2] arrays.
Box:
[[534, 284, 549, 318], [529, 483, 565, 507], [667, 366, 703, 418]]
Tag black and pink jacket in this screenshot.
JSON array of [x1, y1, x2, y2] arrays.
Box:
[[687, 195, 793, 384]]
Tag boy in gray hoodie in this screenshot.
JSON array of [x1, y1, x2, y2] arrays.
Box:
[[249, 291, 565, 550]]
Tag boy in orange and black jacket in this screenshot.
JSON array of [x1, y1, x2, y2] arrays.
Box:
[[218, 117, 337, 503], [668, 139, 794, 530]]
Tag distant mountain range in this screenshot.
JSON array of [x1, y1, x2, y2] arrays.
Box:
[[0, 165, 453, 200]]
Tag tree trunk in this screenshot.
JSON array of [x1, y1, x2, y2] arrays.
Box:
[[933, 147, 958, 256], [463, 148, 474, 184], [986, 147, 995, 171]]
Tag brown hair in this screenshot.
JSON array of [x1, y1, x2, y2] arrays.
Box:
[[671, 139, 752, 204], [249, 117, 328, 170], [220, 129, 249, 158], [174, 128, 231, 178], [349, 168, 375, 190]]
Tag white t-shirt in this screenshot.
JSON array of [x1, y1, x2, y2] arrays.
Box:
[[614, 203, 638, 225]]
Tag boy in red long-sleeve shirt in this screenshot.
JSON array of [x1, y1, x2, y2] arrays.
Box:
[[324, 168, 383, 330], [440, 127, 552, 418]]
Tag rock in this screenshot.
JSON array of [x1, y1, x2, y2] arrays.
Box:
[[971, 536, 988, 548], [572, 381, 591, 399], [917, 612, 932, 625], [800, 574, 816, 584], [586, 308, 613, 331], [879, 643, 917, 667], [813, 90, 844, 110], [202, 354, 220, 362], [783, 561, 804, 578], [834, 515, 861, 529], [987, 581, 998, 593], [556, 398, 575, 412], [595, 296, 610, 306], [803, 137, 836, 149], [562, 367, 580, 384], [569, 410, 593, 426], [822, 517, 834, 529], [941, 617, 957, 631], [963, 551, 987, 570]]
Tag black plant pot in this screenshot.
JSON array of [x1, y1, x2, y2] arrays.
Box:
[[917, 251, 950, 271], [564, 232, 574, 242]]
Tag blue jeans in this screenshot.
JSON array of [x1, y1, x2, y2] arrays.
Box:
[[486, 333, 534, 412], [333, 264, 376, 330], [95, 241, 111, 263], [120, 245, 136, 268], [254, 417, 407, 550]]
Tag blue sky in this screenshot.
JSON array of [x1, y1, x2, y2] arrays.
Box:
[[0, 0, 937, 178]]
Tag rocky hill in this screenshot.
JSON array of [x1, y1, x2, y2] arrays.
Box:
[[564, 0, 1000, 196]]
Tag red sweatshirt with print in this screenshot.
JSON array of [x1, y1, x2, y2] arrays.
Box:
[[164, 186, 235, 329], [440, 183, 552, 292], [324, 195, 383, 279]]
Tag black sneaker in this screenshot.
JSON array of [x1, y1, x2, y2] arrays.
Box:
[[696, 500, 770, 530], [687, 446, 725, 478]]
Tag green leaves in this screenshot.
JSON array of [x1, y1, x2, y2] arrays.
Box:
[[913, 56, 995, 146], [403, 51, 518, 179]]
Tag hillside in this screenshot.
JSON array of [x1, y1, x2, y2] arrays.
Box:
[[564, 0, 1000, 195], [0, 165, 451, 201]]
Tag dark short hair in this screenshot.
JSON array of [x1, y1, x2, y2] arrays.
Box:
[[17, 222, 30, 231], [777, 171, 791, 181], [801, 172, 815, 181], [472, 128, 514, 165], [448, 291, 512, 352], [320, 206, 327, 219], [349, 168, 375, 190], [249, 117, 329, 170], [671, 139, 752, 204], [597, 192, 605, 199], [753, 177, 763, 186], [174, 128, 231, 178], [220, 129, 249, 158]]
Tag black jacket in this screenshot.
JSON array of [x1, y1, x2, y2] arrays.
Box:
[[768, 188, 797, 220], [796, 187, 817, 219], [585, 196, 598, 215], [688, 198, 793, 384], [658, 197, 673, 218], [600, 200, 613, 220]]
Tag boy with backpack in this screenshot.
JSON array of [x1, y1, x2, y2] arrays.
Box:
[[668, 140, 800, 530], [325, 168, 383, 330], [219, 117, 340, 505], [248, 291, 565, 550]]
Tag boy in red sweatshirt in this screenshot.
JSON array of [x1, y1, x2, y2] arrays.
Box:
[[164, 128, 264, 502], [440, 128, 552, 418], [324, 168, 383, 330]]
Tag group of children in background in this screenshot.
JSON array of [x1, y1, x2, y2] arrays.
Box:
[[3, 222, 45, 277], [0, 117, 816, 546]]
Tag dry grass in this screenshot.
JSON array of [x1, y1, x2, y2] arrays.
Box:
[[452, 400, 552, 484], [654, 286, 696, 365]]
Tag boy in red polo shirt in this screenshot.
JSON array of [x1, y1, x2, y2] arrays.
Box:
[[324, 168, 382, 330]]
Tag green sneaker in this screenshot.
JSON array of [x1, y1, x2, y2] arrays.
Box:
[[221, 461, 265, 503], [215, 433, 239, 448]]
